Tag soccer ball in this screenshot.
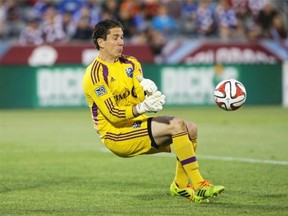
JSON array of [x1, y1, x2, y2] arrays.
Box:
[[214, 79, 247, 111]]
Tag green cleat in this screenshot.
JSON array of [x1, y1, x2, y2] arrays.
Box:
[[194, 180, 225, 198], [170, 182, 209, 203]]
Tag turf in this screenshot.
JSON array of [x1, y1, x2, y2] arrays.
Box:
[[0, 106, 288, 216]]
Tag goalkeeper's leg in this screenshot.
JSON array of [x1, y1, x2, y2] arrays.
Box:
[[172, 121, 198, 191], [151, 117, 224, 201]]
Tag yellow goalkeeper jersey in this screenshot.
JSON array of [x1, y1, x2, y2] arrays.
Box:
[[83, 55, 146, 137]]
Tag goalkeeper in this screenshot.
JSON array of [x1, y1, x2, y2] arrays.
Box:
[[83, 19, 225, 203]]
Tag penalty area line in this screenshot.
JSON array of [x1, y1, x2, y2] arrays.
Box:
[[99, 147, 288, 166]]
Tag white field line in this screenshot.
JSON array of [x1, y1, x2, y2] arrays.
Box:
[[100, 147, 288, 166], [197, 155, 288, 166]]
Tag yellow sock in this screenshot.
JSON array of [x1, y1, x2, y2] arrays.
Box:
[[173, 139, 197, 188], [174, 159, 189, 189], [173, 132, 204, 189], [191, 138, 198, 152]]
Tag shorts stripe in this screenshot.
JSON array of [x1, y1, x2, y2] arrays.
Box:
[[105, 129, 148, 141]]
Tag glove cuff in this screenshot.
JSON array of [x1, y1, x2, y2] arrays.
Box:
[[135, 102, 146, 114]]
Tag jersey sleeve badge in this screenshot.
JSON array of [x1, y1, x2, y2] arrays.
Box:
[[95, 85, 107, 97]]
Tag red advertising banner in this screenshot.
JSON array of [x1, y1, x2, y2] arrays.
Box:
[[1, 41, 285, 65], [0, 43, 155, 65], [183, 42, 282, 64], [161, 41, 285, 64]]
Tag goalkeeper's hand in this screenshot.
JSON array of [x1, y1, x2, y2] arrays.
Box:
[[136, 75, 158, 94], [136, 91, 165, 114]]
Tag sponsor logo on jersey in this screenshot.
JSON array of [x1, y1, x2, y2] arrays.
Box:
[[125, 67, 133, 78], [114, 90, 130, 102], [95, 86, 107, 96]]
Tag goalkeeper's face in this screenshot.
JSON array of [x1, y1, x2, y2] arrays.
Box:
[[99, 27, 124, 59]]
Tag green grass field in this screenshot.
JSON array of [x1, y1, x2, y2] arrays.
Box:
[[1, 106, 288, 216]]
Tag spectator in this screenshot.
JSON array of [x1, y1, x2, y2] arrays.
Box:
[[180, 0, 198, 35], [145, 27, 166, 55], [119, 0, 141, 18], [60, 11, 76, 40], [142, 0, 159, 20], [32, 0, 53, 19], [102, 0, 118, 20], [40, 5, 66, 43], [73, 2, 102, 28], [3, 0, 23, 39], [73, 16, 92, 40], [130, 30, 148, 45], [248, 0, 266, 17], [256, 1, 279, 38], [0, 0, 284, 45], [268, 14, 287, 41], [195, 0, 216, 37], [100, 9, 114, 21], [132, 5, 149, 33], [151, 5, 178, 38], [230, 0, 259, 40], [117, 8, 135, 39], [0, 0, 7, 39], [215, 0, 244, 41], [164, 0, 182, 20], [58, 0, 82, 15], [18, 18, 43, 45]]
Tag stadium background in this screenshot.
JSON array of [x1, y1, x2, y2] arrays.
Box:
[[0, 0, 288, 108]]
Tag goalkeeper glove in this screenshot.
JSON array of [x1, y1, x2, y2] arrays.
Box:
[[136, 75, 158, 94], [136, 91, 165, 114]]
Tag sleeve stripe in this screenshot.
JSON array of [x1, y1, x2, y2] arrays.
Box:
[[95, 63, 101, 83], [90, 60, 97, 84], [106, 101, 126, 118], [92, 102, 98, 125], [104, 98, 126, 118], [102, 64, 109, 84], [91, 60, 101, 85], [91, 61, 109, 85]]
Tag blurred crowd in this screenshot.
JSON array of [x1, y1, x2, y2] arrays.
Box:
[[0, 0, 287, 53]]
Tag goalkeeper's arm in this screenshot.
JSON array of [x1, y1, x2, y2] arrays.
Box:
[[133, 91, 165, 116]]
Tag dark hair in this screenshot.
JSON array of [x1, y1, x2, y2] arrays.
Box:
[[92, 19, 123, 50]]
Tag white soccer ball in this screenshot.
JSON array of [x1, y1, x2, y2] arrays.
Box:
[[214, 79, 247, 111]]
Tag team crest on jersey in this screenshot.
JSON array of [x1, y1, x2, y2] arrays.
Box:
[[95, 85, 107, 97], [125, 67, 133, 78], [132, 120, 142, 128]]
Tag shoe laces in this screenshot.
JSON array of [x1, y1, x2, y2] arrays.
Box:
[[187, 183, 194, 190], [199, 180, 214, 188]]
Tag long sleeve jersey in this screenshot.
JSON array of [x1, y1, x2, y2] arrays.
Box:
[[83, 55, 146, 137]]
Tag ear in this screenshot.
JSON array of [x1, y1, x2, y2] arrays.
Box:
[[97, 38, 105, 49]]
